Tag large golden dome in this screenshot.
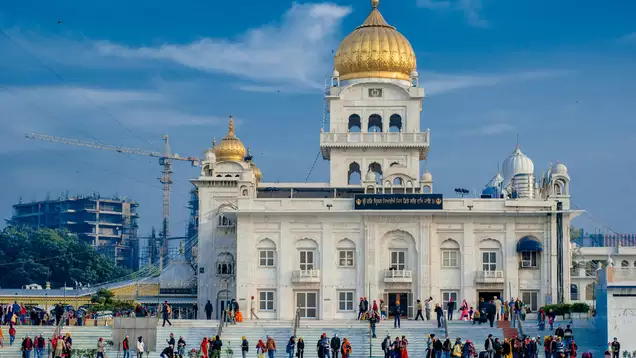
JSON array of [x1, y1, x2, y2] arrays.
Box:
[[334, 0, 416, 81], [215, 116, 246, 162]]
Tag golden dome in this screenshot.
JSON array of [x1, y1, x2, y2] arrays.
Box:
[[251, 163, 262, 182], [334, 0, 416, 81], [215, 116, 246, 162]]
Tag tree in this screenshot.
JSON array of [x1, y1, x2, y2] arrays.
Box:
[[88, 288, 134, 313], [0, 226, 131, 288]]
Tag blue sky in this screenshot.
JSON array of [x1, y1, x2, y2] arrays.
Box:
[[1, 0, 635, 236]]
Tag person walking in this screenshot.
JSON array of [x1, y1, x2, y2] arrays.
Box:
[[393, 301, 402, 329], [266, 336, 277, 358], [610, 338, 620, 358], [21, 335, 34, 358], [382, 335, 392, 358], [205, 300, 213, 320], [240, 336, 249, 358], [256, 339, 266, 358], [137, 337, 146, 358], [177, 336, 186, 358], [36, 334, 45, 358], [341, 338, 352, 358], [9, 325, 15, 346], [369, 311, 378, 338], [297, 337, 305, 358], [286, 336, 296, 358], [162, 301, 172, 327], [357, 298, 365, 320], [250, 296, 260, 320], [494, 297, 503, 321], [415, 300, 425, 321], [425, 297, 433, 321], [485, 334, 495, 358], [97, 337, 105, 358], [447, 298, 456, 321], [435, 304, 444, 328], [0, 325, 3, 348], [123, 335, 131, 358], [331, 334, 341, 358]]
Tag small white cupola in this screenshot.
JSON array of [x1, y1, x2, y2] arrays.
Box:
[[421, 170, 433, 193]]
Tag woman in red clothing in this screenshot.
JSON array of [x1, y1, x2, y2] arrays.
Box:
[[200, 337, 209, 358], [400, 336, 409, 358]]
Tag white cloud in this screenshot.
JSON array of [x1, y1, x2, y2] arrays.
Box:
[[416, 0, 487, 27], [0, 85, 225, 153], [95, 3, 352, 90], [422, 70, 568, 95], [617, 32, 636, 44]]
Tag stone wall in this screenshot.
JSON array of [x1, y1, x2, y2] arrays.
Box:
[[112, 317, 158, 353]]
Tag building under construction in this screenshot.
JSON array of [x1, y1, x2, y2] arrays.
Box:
[[10, 193, 140, 269]]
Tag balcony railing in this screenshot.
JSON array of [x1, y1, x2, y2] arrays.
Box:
[[292, 270, 321, 284], [320, 131, 430, 159], [384, 269, 413, 283], [475, 270, 504, 284]]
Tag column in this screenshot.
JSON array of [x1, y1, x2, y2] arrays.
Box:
[[322, 222, 333, 320], [550, 210, 558, 303], [419, 217, 429, 301], [505, 219, 518, 300], [463, 221, 475, 305], [430, 221, 440, 299]]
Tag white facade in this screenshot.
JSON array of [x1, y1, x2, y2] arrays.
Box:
[[192, 1, 579, 320], [595, 266, 636, 353]]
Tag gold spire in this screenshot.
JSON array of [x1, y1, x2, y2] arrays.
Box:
[[215, 116, 246, 162], [333, 0, 416, 81]]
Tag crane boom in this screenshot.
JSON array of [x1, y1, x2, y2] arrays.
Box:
[[25, 132, 201, 268], [25, 133, 199, 165]]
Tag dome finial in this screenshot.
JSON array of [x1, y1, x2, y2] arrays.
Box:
[[371, 0, 379, 8], [227, 116, 235, 137]]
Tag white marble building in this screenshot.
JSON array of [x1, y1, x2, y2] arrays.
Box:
[[193, 0, 579, 320]]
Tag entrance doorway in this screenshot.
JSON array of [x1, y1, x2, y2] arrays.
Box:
[[387, 293, 408, 317], [478, 291, 502, 303], [296, 291, 318, 319]]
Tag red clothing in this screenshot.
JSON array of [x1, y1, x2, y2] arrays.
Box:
[[9, 327, 15, 336], [200, 338, 209, 358]]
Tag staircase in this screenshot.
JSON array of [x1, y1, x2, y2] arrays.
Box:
[[498, 319, 519, 339], [0, 325, 112, 358]]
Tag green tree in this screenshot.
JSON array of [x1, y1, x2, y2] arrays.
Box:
[[88, 288, 134, 313], [0, 226, 130, 288]]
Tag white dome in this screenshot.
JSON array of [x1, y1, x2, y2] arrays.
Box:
[[502, 145, 534, 181], [486, 172, 503, 187], [551, 162, 568, 175], [364, 170, 376, 182], [204, 148, 216, 161], [410, 70, 419, 77], [421, 170, 432, 182], [160, 260, 195, 289], [332, 69, 340, 77]]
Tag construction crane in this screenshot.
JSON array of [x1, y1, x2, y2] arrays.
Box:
[[25, 133, 200, 264]]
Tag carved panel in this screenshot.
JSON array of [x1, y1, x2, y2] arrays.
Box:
[[515, 224, 544, 231], [333, 222, 362, 231], [290, 223, 323, 231], [372, 216, 420, 223], [474, 223, 505, 232], [436, 223, 463, 231], [253, 222, 281, 231]]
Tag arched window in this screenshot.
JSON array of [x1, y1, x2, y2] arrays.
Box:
[[225, 174, 232, 178], [389, 114, 402, 132], [348, 162, 361, 185], [423, 185, 432, 194], [585, 283, 595, 300], [554, 182, 563, 195], [368, 114, 382, 132], [389, 161, 400, 167], [570, 284, 579, 301], [393, 177, 404, 186], [368, 162, 383, 184], [621, 260, 629, 267], [348, 114, 361, 132]]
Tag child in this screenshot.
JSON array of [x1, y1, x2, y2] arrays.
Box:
[[469, 307, 474, 320], [473, 310, 480, 325], [8, 325, 16, 346]]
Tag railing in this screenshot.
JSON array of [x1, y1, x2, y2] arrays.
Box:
[[217, 310, 226, 338], [293, 307, 301, 337], [608, 267, 636, 282], [320, 131, 429, 146], [475, 270, 505, 284], [384, 269, 413, 279]]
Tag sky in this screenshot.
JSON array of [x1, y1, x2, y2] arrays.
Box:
[[1, 0, 635, 237]]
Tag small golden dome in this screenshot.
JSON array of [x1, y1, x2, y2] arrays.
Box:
[[251, 163, 262, 182], [215, 116, 246, 162], [334, 0, 416, 81]]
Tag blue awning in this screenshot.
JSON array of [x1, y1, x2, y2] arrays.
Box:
[[517, 236, 543, 252]]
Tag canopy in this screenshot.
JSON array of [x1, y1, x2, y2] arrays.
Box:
[[516, 236, 543, 252]]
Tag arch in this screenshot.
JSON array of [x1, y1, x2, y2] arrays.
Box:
[[235, 174, 240, 177], [423, 185, 432, 194], [217, 289, 231, 300], [216, 174, 222, 177], [337, 238, 356, 249], [348, 162, 361, 185], [570, 284, 579, 301], [382, 229, 417, 247], [440, 238, 460, 250], [516, 236, 543, 252], [393, 177, 404, 186], [554, 182, 563, 195], [479, 237, 503, 249], [390, 161, 401, 167], [384, 180, 391, 188], [585, 283, 595, 300], [406, 181, 413, 188], [216, 252, 235, 275], [621, 260, 629, 267], [389, 114, 402, 132], [225, 174, 232, 178], [368, 162, 383, 184], [256, 238, 276, 249], [368, 114, 383, 132], [295, 237, 319, 249], [348, 114, 361, 132]]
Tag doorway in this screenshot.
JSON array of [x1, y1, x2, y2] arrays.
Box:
[[387, 293, 408, 317], [478, 291, 502, 303], [296, 291, 318, 319]]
